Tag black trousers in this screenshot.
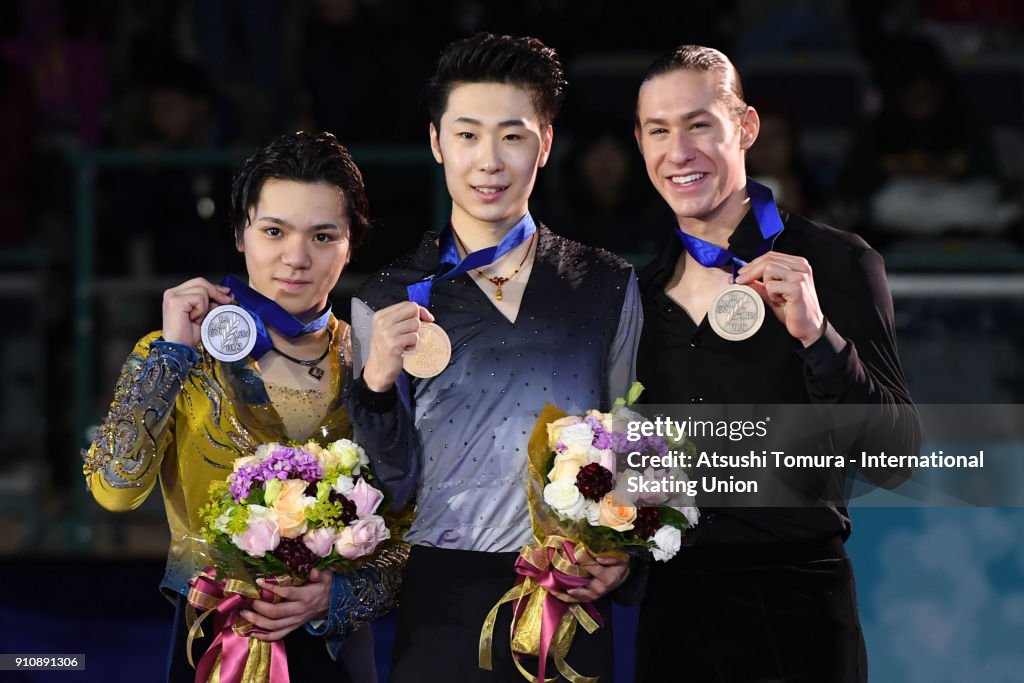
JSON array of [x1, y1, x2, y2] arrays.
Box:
[[166, 592, 353, 683], [636, 537, 867, 683], [390, 545, 616, 683]]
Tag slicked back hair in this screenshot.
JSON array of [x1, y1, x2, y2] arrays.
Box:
[[425, 33, 567, 129], [638, 45, 748, 124], [230, 131, 371, 248]]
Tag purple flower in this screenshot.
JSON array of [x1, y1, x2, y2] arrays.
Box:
[[589, 423, 613, 449], [585, 417, 613, 449], [609, 431, 634, 455], [644, 435, 670, 457], [228, 445, 324, 503]]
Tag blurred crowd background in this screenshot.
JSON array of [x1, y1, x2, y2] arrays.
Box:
[[1, 1, 1023, 680]]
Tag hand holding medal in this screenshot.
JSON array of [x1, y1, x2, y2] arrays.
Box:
[[734, 252, 826, 348], [362, 302, 447, 389], [675, 178, 797, 343], [374, 214, 537, 385], [161, 277, 237, 349]]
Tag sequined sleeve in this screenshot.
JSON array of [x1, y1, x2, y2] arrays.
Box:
[[307, 540, 410, 653], [346, 297, 421, 508], [606, 271, 643, 405], [82, 335, 199, 512]]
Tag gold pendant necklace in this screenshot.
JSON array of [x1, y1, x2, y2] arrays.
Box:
[[453, 231, 535, 301]]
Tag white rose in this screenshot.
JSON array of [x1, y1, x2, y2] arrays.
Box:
[[549, 450, 587, 484], [611, 406, 645, 436], [561, 444, 591, 462], [305, 441, 338, 470], [547, 416, 583, 450], [332, 473, 356, 496], [328, 439, 368, 475], [543, 480, 586, 520], [651, 526, 682, 562], [680, 506, 700, 528], [558, 423, 595, 450]]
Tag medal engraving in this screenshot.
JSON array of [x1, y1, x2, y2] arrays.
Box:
[[708, 284, 765, 341], [201, 305, 258, 361], [402, 323, 452, 378]]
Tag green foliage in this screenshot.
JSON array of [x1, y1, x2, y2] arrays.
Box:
[[244, 488, 265, 506], [659, 506, 692, 532], [305, 498, 345, 529]]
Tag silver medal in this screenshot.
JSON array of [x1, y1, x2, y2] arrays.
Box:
[[200, 304, 257, 361], [708, 284, 765, 341]]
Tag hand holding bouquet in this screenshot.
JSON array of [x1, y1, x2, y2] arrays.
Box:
[[188, 438, 390, 683], [481, 387, 698, 682]]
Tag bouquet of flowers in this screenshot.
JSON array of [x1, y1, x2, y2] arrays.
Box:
[[540, 407, 698, 563], [480, 387, 698, 683], [187, 438, 391, 683]]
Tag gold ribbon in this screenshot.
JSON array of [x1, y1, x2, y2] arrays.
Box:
[[185, 571, 296, 682], [479, 537, 602, 683], [186, 576, 264, 669]]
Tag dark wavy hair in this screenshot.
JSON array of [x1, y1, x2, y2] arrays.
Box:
[[424, 33, 567, 129], [229, 131, 371, 248]]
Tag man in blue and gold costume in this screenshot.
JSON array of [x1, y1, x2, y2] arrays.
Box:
[[83, 131, 405, 682]]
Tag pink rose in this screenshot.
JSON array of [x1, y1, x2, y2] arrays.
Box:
[[232, 506, 281, 557], [349, 478, 384, 518], [334, 516, 390, 559], [303, 527, 340, 557], [590, 447, 616, 473]]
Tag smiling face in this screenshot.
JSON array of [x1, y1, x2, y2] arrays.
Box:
[[635, 68, 759, 232], [430, 81, 553, 234], [237, 179, 351, 321]]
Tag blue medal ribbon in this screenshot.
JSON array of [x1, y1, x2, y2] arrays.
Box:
[[674, 178, 784, 276], [221, 274, 331, 360], [395, 213, 536, 406], [406, 213, 537, 307]]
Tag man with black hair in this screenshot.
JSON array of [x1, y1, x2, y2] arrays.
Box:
[[348, 33, 642, 682], [85, 131, 402, 682]]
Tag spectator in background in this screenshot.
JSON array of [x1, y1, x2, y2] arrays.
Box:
[[114, 59, 219, 149], [837, 33, 1020, 246], [294, 0, 424, 143], [0, 0, 109, 148], [545, 119, 663, 261], [106, 59, 236, 277], [731, 0, 854, 60], [745, 101, 822, 219], [190, 0, 285, 141], [0, 47, 36, 246]]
